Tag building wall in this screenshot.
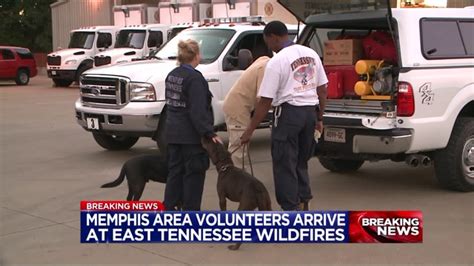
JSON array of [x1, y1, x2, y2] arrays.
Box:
[[255, 0, 297, 24], [51, 0, 114, 50], [120, 0, 157, 4], [210, 0, 297, 23], [447, 0, 474, 7]]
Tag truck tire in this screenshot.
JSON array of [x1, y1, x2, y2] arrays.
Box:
[[154, 110, 168, 156], [53, 79, 73, 87], [318, 158, 364, 172], [434, 118, 474, 192], [15, 69, 29, 85], [76, 64, 90, 83], [92, 133, 139, 150]]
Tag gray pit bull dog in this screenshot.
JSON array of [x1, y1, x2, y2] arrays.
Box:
[[201, 137, 272, 250], [101, 154, 168, 201]]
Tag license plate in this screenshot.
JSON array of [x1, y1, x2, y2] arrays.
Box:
[[51, 70, 57, 75], [324, 128, 346, 143], [86, 118, 99, 130]]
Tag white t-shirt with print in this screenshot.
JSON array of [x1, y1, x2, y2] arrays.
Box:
[[258, 44, 328, 106]]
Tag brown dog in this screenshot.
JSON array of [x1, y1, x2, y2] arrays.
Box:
[[201, 137, 272, 250]]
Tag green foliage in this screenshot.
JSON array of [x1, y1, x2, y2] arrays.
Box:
[[0, 0, 55, 52]]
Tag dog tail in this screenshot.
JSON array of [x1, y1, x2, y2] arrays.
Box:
[[101, 167, 126, 188], [256, 184, 272, 211]]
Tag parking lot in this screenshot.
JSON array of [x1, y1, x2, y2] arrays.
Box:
[[0, 75, 472, 265]]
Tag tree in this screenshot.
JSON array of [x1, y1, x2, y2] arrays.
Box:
[[0, 0, 55, 52]]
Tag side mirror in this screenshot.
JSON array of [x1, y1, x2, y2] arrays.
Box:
[[237, 49, 253, 70]]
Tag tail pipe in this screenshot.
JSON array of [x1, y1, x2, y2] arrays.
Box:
[[405, 155, 420, 167], [405, 154, 432, 168], [420, 155, 432, 167]]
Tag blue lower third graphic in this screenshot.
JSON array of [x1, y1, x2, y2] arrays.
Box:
[[81, 211, 349, 243]]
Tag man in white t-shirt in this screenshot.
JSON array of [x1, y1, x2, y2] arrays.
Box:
[[241, 21, 328, 211]]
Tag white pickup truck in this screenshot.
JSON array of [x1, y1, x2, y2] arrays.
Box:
[[279, 0, 474, 191], [75, 17, 297, 153]]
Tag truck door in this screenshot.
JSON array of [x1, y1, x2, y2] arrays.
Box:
[[0, 49, 17, 78], [0, 51, 5, 77]]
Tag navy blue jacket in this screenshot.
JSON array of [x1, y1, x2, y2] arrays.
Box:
[[164, 64, 215, 144]]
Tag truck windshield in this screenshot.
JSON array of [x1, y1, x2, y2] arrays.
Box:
[[156, 29, 235, 64], [68, 32, 95, 49], [115, 30, 146, 49]]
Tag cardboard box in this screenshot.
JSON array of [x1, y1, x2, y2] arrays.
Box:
[[323, 39, 364, 66]]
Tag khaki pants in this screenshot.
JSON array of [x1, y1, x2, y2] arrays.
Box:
[[225, 116, 250, 171]]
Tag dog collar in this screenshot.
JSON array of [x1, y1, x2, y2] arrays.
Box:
[[218, 164, 233, 173]]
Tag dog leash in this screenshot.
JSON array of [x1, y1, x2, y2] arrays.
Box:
[[229, 142, 254, 176], [229, 144, 242, 155], [241, 143, 254, 176]]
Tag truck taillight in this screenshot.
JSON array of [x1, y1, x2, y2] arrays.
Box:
[[397, 82, 415, 117]]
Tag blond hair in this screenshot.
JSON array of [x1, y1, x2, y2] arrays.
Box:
[[177, 39, 200, 65]]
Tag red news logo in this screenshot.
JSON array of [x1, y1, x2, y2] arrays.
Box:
[[349, 211, 423, 243], [81, 201, 165, 211], [361, 217, 420, 237]]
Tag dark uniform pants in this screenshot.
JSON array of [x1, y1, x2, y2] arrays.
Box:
[[271, 103, 316, 210], [164, 144, 209, 211]]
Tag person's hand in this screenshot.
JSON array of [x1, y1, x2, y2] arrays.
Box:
[[240, 129, 253, 145], [316, 121, 324, 134], [212, 135, 223, 144]]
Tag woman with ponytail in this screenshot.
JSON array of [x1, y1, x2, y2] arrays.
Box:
[[163, 39, 221, 211]]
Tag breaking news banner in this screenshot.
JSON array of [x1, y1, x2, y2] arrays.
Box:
[[80, 201, 423, 244]]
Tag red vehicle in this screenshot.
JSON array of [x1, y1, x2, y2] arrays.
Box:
[[0, 46, 37, 85]]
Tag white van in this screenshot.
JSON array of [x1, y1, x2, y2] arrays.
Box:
[[279, 1, 474, 191], [93, 24, 170, 67], [47, 26, 119, 87]]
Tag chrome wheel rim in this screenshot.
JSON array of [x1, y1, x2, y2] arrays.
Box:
[[462, 138, 474, 179], [20, 73, 28, 83]]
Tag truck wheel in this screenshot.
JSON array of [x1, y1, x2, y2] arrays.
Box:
[[92, 133, 139, 150], [53, 79, 73, 87], [434, 118, 474, 192], [154, 110, 168, 156], [15, 69, 29, 85], [318, 158, 364, 172]]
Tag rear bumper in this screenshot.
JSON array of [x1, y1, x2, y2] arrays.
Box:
[[352, 132, 412, 154], [316, 124, 413, 158], [47, 70, 76, 80]]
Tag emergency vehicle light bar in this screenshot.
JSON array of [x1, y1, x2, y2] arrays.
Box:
[[200, 16, 265, 25]]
